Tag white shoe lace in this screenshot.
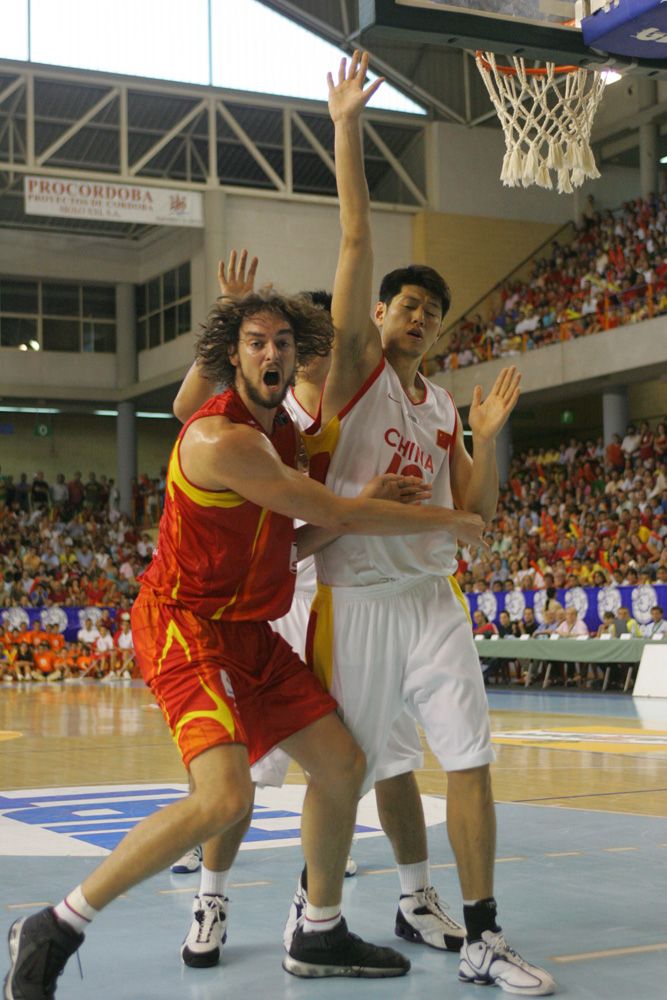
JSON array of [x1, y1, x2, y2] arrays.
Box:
[[195, 896, 224, 944], [484, 932, 535, 970], [423, 887, 463, 930]]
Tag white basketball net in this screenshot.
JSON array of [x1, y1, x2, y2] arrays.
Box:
[[476, 52, 607, 194]]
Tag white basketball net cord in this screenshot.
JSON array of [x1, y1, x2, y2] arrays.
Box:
[[476, 52, 607, 194]]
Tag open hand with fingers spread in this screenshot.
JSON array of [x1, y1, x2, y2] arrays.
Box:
[[468, 366, 521, 443], [218, 249, 259, 299], [327, 50, 384, 124]]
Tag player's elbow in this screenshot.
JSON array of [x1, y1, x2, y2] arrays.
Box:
[[172, 392, 189, 424]]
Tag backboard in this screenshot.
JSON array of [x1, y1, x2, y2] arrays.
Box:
[[359, 0, 667, 69]]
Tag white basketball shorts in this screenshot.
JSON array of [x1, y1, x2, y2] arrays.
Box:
[[307, 573, 494, 794], [251, 586, 424, 788]]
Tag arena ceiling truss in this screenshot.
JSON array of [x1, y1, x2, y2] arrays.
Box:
[[0, 59, 426, 242]]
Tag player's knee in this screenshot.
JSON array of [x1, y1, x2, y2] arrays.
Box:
[[192, 776, 254, 834]]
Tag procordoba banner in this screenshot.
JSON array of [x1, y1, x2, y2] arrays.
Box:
[[24, 175, 204, 228]]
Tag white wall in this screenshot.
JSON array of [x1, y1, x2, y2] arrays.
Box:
[[430, 121, 640, 221]]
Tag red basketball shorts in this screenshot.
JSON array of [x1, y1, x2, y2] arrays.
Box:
[[131, 594, 337, 769]]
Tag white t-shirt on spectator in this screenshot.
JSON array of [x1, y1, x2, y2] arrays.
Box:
[[116, 630, 134, 651], [96, 634, 114, 653], [78, 625, 101, 645]]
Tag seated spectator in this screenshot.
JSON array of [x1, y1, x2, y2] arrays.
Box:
[[95, 624, 116, 679], [115, 613, 135, 679], [77, 616, 101, 651], [642, 605, 667, 637]]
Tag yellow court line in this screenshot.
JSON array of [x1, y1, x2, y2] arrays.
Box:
[[552, 941, 667, 963], [544, 851, 582, 857], [158, 880, 270, 895], [6, 902, 51, 910], [602, 846, 640, 853]]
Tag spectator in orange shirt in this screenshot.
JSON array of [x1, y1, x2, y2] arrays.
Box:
[[32, 642, 61, 682]]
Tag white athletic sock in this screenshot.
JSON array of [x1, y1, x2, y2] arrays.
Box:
[[303, 902, 342, 934], [398, 860, 430, 896], [199, 865, 230, 897], [54, 885, 98, 934]]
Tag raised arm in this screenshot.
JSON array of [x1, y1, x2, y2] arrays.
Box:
[[323, 51, 384, 421], [450, 366, 521, 523], [181, 418, 485, 546], [172, 250, 259, 422]]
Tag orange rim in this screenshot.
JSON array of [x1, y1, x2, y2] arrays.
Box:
[[475, 51, 579, 75]]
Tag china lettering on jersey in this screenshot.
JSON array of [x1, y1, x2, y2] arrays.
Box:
[[304, 360, 459, 587]]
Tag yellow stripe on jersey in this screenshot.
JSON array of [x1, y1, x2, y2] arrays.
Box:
[[168, 446, 246, 509], [301, 415, 341, 464], [210, 506, 270, 620], [173, 674, 236, 747], [310, 582, 335, 692], [157, 618, 192, 677], [449, 575, 472, 626]]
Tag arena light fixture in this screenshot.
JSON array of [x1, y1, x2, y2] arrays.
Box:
[[0, 406, 60, 414]]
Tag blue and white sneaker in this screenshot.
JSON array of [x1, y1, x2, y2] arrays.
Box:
[[459, 930, 555, 995], [170, 845, 202, 874]]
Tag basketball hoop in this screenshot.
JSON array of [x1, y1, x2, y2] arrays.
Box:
[[475, 52, 607, 194]]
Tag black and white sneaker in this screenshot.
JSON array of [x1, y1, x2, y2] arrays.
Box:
[[170, 845, 202, 875], [4, 907, 84, 1000], [459, 930, 555, 995], [395, 885, 465, 952], [283, 919, 410, 979], [180, 894, 228, 968]]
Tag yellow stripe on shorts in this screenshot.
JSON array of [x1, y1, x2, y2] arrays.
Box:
[[449, 575, 472, 626], [310, 582, 335, 692]]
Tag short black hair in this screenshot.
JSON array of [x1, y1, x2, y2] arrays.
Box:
[[302, 289, 332, 313], [378, 265, 451, 317]]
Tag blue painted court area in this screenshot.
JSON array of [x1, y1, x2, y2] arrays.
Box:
[[1, 690, 666, 999], [1, 804, 665, 1000]]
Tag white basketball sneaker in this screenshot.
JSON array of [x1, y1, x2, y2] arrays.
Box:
[[180, 893, 228, 968], [459, 930, 555, 995], [170, 844, 202, 874], [395, 886, 465, 952]]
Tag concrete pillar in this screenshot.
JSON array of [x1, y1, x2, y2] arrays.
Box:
[[115, 283, 137, 517], [496, 419, 512, 487], [204, 189, 226, 308], [573, 186, 585, 229], [638, 79, 659, 200], [602, 386, 628, 446], [640, 121, 659, 200], [117, 402, 137, 517]]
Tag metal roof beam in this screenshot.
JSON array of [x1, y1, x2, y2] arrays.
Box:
[[363, 120, 426, 206], [291, 111, 335, 175], [129, 99, 206, 176], [216, 99, 285, 192], [36, 87, 119, 167]]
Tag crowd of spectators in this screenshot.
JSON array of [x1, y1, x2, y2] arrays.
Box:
[[1, 614, 135, 683], [0, 481, 156, 681], [1, 417, 666, 686], [457, 417, 667, 595], [431, 193, 667, 371], [0, 468, 166, 526]]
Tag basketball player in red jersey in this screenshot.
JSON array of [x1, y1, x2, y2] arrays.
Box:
[[4, 287, 487, 998]]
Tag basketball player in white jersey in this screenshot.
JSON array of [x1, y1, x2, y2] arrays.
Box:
[[171, 265, 465, 963], [295, 52, 553, 996]]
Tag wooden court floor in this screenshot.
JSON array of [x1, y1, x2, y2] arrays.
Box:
[[1, 682, 666, 1000]]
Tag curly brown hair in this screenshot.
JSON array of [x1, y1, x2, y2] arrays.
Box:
[[195, 290, 333, 387]]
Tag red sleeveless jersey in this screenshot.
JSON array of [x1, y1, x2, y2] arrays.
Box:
[[140, 389, 298, 622]]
